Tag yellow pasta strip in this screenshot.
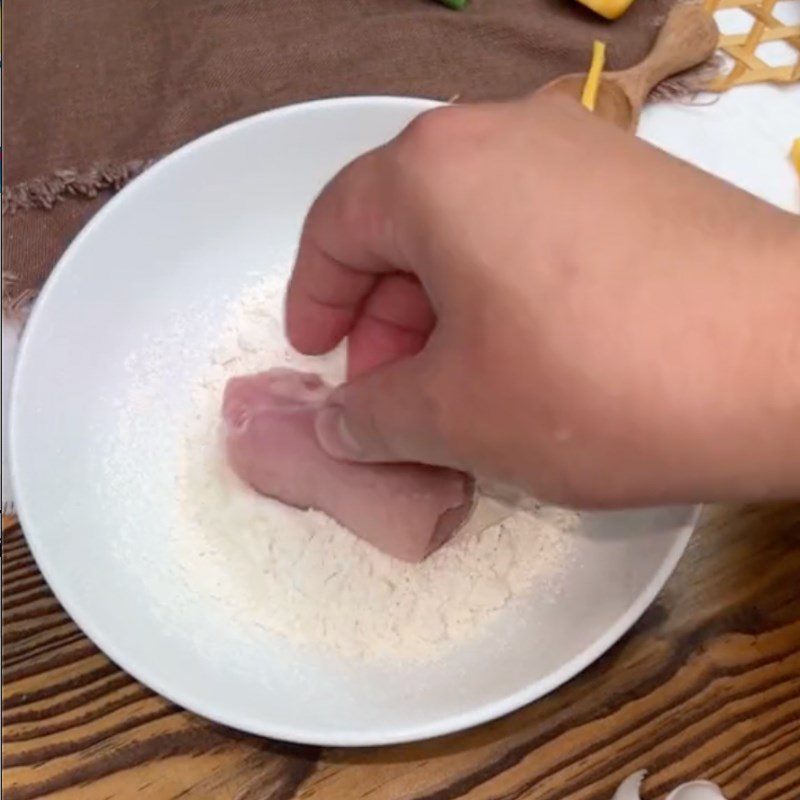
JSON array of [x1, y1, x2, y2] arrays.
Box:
[[792, 138, 800, 178], [581, 40, 607, 112]]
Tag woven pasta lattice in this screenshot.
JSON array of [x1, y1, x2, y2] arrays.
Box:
[[704, 0, 800, 89]]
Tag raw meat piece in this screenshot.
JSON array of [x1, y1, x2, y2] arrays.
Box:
[[222, 369, 474, 562]]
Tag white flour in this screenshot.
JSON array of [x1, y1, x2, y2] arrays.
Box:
[[176, 275, 579, 659], [112, 273, 579, 662]]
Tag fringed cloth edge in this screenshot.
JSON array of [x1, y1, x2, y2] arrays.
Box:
[[2, 158, 157, 314], [2, 158, 157, 215]]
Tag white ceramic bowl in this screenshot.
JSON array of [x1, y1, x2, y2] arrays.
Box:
[[11, 97, 698, 746]]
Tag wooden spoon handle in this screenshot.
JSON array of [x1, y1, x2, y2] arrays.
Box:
[[615, 3, 719, 107]]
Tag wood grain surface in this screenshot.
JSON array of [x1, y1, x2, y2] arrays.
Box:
[[3, 505, 800, 800]]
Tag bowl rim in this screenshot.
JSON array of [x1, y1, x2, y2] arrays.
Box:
[[10, 94, 699, 746]]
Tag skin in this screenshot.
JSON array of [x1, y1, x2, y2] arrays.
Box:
[[285, 92, 800, 508]]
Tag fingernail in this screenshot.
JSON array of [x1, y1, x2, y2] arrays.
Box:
[[315, 404, 362, 460]]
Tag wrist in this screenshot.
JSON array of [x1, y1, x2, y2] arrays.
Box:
[[672, 213, 800, 502]]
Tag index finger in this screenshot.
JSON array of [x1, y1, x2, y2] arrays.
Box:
[[285, 147, 411, 356]]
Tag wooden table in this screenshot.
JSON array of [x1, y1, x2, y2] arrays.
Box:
[[3, 505, 800, 800]]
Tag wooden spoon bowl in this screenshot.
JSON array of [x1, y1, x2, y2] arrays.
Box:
[[539, 3, 719, 131], [543, 74, 636, 126]]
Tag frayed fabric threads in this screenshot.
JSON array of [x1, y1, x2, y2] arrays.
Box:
[[649, 53, 725, 102], [2, 273, 39, 316], [2, 158, 157, 311], [2, 158, 156, 216]]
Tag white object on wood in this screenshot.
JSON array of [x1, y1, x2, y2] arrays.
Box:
[[614, 770, 727, 800]]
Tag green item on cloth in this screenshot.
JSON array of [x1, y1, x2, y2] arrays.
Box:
[[436, 0, 470, 9]]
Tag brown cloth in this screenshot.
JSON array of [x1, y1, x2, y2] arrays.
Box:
[[2, 0, 677, 308]]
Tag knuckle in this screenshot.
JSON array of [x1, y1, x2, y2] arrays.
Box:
[[395, 106, 470, 167], [388, 106, 483, 215]]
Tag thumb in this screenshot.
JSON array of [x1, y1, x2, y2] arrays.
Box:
[[315, 355, 455, 467]]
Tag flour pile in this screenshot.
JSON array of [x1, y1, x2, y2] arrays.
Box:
[[116, 274, 579, 661]]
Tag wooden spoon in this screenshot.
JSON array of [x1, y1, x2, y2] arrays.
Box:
[[539, 3, 719, 131]]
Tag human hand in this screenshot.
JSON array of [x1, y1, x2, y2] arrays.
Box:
[[285, 92, 800, 506]]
